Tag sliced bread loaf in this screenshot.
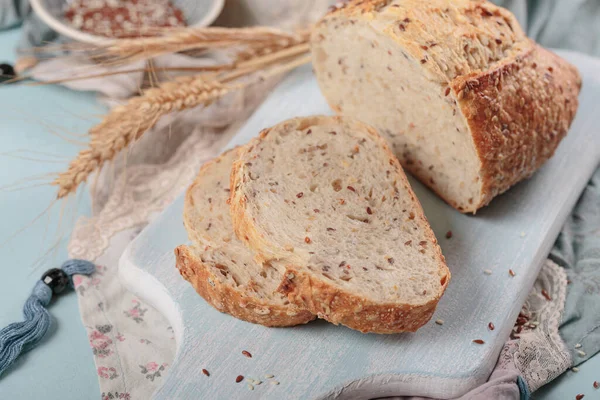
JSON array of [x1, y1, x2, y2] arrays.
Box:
[[230, 116, 450, 333], [175, 148, 314, 327], [311, 0, 581, 213]]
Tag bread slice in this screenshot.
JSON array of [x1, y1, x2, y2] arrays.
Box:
[[230, 116, 450, 333], [175, 148, 314, 327], [311, 0, 581, 213]]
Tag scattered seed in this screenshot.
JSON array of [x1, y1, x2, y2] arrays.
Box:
[[296, 192, 304, 198], [202, 369, 210, 376], [572, 367, 580, 372], [576, 394, 584, 400], [575, 343, 582, 349], [248, 384, 254, 390], [484, 269, 493, 275], [254, 380, 262, 385], [488, 322, 495, 331], [446, 230, 452, 239], [305, 236, 312, 244], [271, 381, 280, 385], [593, 381, 599, 389], [578, 350, 587, 357], [473, 339, 485, 344], [520, 231, 526, 237], [435, 319, 444, 325], [265, 374, 274, 379], [242, 350, 252, 358], [509, 269, 516, 277], [367, 207, 373, 215], [347, 186, 356, 192], [541, 289, 552, 301], [236, 375, 244, 383]]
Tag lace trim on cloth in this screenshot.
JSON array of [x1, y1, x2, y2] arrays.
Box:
[[68, 126, 232, 261], [496, 260, 571, 393]]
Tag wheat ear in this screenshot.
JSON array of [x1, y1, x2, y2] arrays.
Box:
[[53, 53, 311, 199]]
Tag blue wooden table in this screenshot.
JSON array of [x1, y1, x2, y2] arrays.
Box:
[[0, 27, 597, 400]]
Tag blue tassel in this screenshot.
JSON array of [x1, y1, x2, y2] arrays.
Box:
[[0, 259, 95, 378]]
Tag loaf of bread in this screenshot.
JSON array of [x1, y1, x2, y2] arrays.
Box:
[[230, 116, 450, 333], [175, 148, 314, 327], [311, 0, 581, 213]]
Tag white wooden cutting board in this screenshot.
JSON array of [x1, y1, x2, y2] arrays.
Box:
[[119, 50, 600, 399]]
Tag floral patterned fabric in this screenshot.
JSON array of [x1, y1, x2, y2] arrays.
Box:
[[73, 228, 178, 400]]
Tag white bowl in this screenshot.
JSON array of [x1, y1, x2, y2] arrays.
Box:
[[30, 0, 225, 45]]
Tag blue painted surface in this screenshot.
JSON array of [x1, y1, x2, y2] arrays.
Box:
[[0, 29, 101, 399], [0, 26, 597, 399]]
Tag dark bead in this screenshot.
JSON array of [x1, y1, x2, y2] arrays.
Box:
[[0, 63, 16, 82], [41, 268, 70, 294]]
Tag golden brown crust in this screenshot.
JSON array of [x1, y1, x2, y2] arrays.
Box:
[[278, 267, 446, 333], [230, 116, 450, 334], [453, 44, 581, 211], [175, 245, 315, 327]]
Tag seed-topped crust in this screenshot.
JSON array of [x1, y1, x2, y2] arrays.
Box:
[[453, 44, 581, 209]]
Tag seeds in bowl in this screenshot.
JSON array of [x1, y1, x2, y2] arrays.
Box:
[[64, 0, 187, 39]]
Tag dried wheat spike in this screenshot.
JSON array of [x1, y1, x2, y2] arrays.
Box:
[[53, 53, 311, 199]]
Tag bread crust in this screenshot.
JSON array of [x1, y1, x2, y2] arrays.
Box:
[[315, 0, 581, 213], [175, 245, 315, 327], [453, 44, 581, 211], [230, 116, 450, 334]]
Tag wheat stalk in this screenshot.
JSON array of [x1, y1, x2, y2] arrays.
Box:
[[52, 52, 311, 199], [94, 26, 310, 64]]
